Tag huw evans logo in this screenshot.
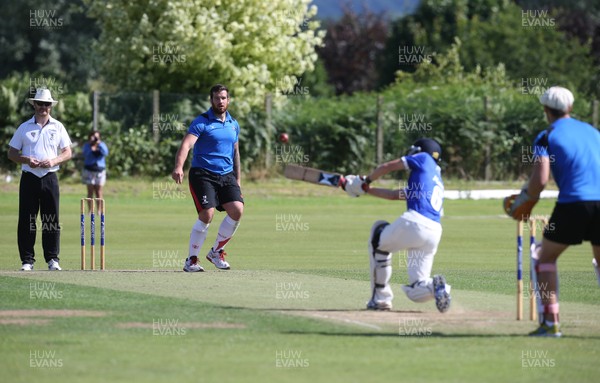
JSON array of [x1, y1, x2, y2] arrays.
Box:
[[30, 282, 63, 300], [275, 282, 310, 299], [521, 10, 555, 28], [275, 350, 309, 368], [275, 214, 309, 231], [29, 350, 63, 368], [29, 9, 63, 29]]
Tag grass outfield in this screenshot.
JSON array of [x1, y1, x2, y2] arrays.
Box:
[[0, 178, 598, 383]]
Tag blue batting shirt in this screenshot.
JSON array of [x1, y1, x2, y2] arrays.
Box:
[[188, 108, 239, 175], [402, 152, 444, 222], [533, 117, 600, 203]]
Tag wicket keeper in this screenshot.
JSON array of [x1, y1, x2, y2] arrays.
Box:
[[172, 84, 243, 272], [344, 138, 451, 313], [505, 86, 600, 337]]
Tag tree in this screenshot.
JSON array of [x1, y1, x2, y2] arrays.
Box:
[[516, 0, 600, 56], [388, 39, 592, 180], [516, 0, 600, 96], [459, 4, 595, 97], [0, 0, 100, 89], [85, 0, 324, 114], [379, 0, 597, 98], [318, 4, 389, 94], [378, 0, 510, 86]]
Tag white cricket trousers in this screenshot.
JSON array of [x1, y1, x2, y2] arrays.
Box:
[[371, 210, 442, 303], [379, 209, 442, 285]]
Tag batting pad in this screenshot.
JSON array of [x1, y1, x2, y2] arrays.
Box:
[[370, 251, 393, 303], [369, 220, 393, 304]]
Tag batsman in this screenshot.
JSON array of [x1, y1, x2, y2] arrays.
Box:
[[344, 138, 451, 313]]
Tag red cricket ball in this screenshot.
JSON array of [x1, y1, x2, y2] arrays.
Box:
[[279, 132, 289, 144]]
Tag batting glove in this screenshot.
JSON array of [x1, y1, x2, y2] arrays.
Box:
[[343, 175, 367, 197]]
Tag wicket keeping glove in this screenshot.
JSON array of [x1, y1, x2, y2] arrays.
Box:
[[503, 188, 538, 221]]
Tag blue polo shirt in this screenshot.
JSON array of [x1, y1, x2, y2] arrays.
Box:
[[533, 117, 600, 203], [188, 108, 239, 175], [402, 152, 444, 223]]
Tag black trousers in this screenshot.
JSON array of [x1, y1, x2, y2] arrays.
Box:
[[18, 171, 61, 264]]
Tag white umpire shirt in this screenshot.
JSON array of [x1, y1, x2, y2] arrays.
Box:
[[9, 116, 72, 178]]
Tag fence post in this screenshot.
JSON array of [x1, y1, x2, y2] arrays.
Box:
[[265, 93, 273, 169], [593, 100, 598, 128], [92, 90, 100, 132], [484, 96, 492, 181], [153, 90, 160, 142], [376, 95, 384, 165]]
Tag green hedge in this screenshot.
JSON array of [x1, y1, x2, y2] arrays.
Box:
[[1, 71, 596, 180]]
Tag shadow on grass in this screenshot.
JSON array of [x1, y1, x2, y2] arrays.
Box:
[[219, 306, 425, 314], [281, 330, 600, 340]]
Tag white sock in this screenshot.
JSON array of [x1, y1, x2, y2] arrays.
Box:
[[211, 216, 240, 252], [189, 220, 209, 258], [593, 258, 600, 287]]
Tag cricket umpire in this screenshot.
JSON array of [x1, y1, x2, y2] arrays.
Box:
[[172, 84, 243, 272], [7, 88, 72, 271], [344, 138, 451, 313], [505, 86, 600, 337]]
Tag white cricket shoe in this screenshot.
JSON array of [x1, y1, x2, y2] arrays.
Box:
[[48, 259, 62, 271], [433, 274, 451, 313], [206, 249, 230, 270], [20, 263, 33, 271], [183, 256, 205, 272], [366, 299, 392, 311]]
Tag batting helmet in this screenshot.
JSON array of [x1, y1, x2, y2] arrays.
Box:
[[406, 138, 442, 163]]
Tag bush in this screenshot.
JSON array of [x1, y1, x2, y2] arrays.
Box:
[[273, 95, 378, 174], [381, 41, 595, 180], [2, 64, 595, 181], [0, 73, 36, 171]]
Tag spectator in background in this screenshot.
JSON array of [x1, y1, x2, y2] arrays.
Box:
[[82, 130, 109, 208]]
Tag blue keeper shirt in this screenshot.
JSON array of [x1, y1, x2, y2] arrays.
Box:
[[188, 108, 239, 175], [402, 152, 444, 223], [533, 117, 600, 203]]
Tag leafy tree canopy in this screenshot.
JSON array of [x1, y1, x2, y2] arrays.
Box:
[[379, 0, 597, 97], [85, 0, 325, 114]]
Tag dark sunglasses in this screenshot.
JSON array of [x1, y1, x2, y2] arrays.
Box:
[[34, 101, 52, 107]]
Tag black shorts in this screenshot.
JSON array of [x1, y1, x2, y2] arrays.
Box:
[[188, 168, 243, 213], [544, 201, 600, 245]]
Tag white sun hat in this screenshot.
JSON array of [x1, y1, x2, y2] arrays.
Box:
[[28, 88, 58, 107], [539, 86, 574, 112]]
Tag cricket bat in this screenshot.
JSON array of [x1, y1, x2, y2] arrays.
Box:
[[284, 164, 346, 188]]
